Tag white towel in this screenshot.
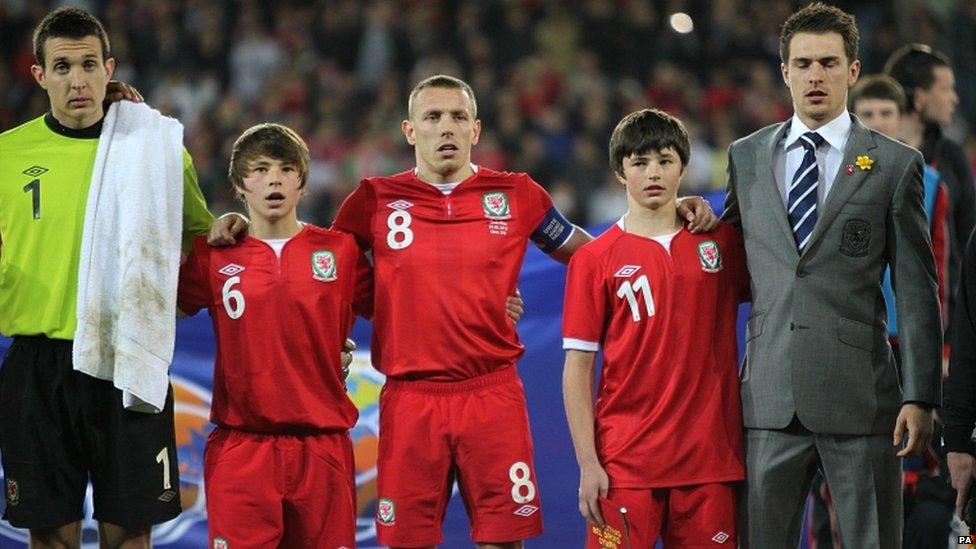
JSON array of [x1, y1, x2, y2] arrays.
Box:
[[73, 101, 184, 413]]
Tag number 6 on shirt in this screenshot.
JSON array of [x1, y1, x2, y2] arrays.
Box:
[[222, 276, 245, 319]]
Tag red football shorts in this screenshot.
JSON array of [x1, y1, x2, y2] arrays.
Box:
[[586, 483, 737, 548], [375, 366, 543, 547], [204, 427, 356, 548]]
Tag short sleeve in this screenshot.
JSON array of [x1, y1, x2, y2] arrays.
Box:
[[519, 175, 554, 234], [181, 150, 215, 252], [352, 249, 374, 319], [562, 248, 606, 351], [333, 182, 375, 251], [722, 224, 751, 303], [177, 237, 212, 316]]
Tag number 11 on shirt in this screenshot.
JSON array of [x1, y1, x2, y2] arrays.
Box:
[[617, 274, 654, 322]]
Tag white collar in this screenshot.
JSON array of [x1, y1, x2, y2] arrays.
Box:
[[615, 215, 682, 239], [784, 111, 852, 153], [413, 163, 479, 183]]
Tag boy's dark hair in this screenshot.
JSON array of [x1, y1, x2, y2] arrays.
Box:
[[229, 124, 311, 194], [408, 74, 478, 119], [609, 109, 690, 175], [33, 7, 111, 68], [850, 74, 907, 113], [779, 2, 858, 65], [883, 44, 952, 112]]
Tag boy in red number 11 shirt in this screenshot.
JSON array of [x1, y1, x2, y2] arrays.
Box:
[[562, 109, 749, 548]]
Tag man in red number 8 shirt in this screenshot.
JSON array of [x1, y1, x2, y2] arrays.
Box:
[[332, 76, 717, 549]]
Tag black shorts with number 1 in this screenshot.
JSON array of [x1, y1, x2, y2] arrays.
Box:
[[0, 336, 181, 529]]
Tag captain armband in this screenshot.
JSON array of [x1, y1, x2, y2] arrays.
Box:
[[530, 206, 574, 253]]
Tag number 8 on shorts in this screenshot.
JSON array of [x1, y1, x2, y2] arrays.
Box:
[[509, 461, 536, 504]]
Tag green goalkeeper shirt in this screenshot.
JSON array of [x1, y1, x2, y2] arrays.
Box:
[[0, 113, 213, 340]]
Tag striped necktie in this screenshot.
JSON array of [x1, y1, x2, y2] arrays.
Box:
[[787, 131, 825, 252]]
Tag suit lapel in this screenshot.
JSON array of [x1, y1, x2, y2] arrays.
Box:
[[804, 119, 878, 254], [754, 122, 795, 250]]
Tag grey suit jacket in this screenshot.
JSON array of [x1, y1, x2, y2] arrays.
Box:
[[722, 115, 942, 435]]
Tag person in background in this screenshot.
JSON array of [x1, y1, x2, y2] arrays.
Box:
[[885, 44, 974, 346]]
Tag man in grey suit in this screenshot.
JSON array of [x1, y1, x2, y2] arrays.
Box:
[[722, 3, 942, 547]]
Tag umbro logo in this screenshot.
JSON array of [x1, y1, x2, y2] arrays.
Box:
[[712, 531, 730, 543], [614, 265, 641, 278], [387, 200, 413, 210], [157, 490, 177, 502], [513, 504, 539, 517], [22, 166, 48, 177], [218, 263, 245, 276]]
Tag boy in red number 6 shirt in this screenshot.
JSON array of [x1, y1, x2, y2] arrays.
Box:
[[177, 124, 371, 548], [562, 109, 749, 548]]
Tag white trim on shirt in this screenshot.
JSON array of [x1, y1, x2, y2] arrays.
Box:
[[416, 163, 479, 195], [563, 338, 600, 352], [650, 230, 680, 252], [261, 237, 291, 258], [617, 216, 681, 254]]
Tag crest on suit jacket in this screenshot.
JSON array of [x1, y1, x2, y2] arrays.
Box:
[[698, 241, 723, 273], [840, 219, 871, 257]]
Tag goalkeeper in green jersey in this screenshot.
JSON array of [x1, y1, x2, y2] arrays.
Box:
[[0, 7, 213, 548]]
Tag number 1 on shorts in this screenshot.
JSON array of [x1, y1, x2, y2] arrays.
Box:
[[156, 448, 172, 490]]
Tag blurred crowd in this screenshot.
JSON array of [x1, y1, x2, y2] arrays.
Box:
[[2, 0, 975, 226]]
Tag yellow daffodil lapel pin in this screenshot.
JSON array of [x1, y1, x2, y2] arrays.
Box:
[[855, 155, 874, 171]]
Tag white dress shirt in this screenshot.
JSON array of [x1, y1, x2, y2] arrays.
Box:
[[773, 111, 853, 208]]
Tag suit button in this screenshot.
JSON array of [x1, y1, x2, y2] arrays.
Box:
[[797, 269, 808, 277], [790, 323, 795, 331]]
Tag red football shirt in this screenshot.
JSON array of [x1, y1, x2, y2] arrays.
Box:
[[563, 220, 749, 488], [333, 167, 568, 380], [178, 225, 372, 433]]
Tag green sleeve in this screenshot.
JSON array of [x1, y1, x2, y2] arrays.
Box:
[[181, 149, 214, 252]]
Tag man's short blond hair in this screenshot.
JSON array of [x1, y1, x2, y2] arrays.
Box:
[[407, 74, 478, 119]]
